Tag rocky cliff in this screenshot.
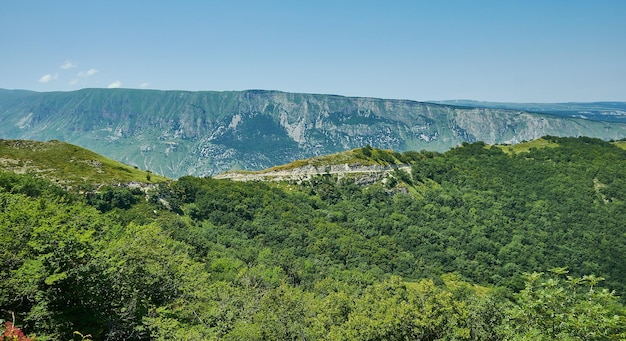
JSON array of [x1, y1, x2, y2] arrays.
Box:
[[1, 88, 625, 177]]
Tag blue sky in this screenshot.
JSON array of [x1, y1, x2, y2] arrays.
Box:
[[1, 1, 625, 102]]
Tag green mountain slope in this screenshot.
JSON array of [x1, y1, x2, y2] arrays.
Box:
[[2, 88, 626, 177], [2, 136, 626, 339], [0, 139, 167, 185]]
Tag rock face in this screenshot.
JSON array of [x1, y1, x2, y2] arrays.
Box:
[[1, 88, 625, 178], [214, 164, 412, 184]]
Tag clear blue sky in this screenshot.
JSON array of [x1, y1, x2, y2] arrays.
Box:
[[1, 1, 625, 102]]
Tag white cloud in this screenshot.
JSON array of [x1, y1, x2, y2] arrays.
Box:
[[140, 82, 150, 89], [78, 68, 98, 78], [38, 73, 58, 83], [107, 80, 122, 88], [60, 60, 77, 70], [70, 68, 99, 85]]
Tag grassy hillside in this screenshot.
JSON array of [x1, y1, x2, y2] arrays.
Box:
[[0, 139, 168, 185], [495, 137, 560, 154], [256, 146, 410, 172], [614, 140, 626, 150]]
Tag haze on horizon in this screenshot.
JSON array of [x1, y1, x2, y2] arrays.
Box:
[[1, 1, 625, 103]]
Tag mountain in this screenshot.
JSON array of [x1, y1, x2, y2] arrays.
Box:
[[2, 88, 626, 178]]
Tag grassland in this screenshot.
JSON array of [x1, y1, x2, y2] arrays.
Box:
[[495, 138, 560, 154], [613, 140, 626, 150], [0, 139, 169, 185], [242, 146, 409, 174]]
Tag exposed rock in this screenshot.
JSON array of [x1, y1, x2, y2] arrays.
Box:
[[214, 164, 412, 184]]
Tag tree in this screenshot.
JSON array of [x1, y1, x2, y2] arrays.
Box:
[[503, 268, 626, 340], [329, 276, 470, 340]]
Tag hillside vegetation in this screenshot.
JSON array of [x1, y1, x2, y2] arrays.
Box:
[[265, 145, 409, 171], [0, 139, 167, 185], [1, 136, 626, 340]]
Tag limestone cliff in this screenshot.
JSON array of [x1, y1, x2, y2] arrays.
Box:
[[1, 88, 625, 177]]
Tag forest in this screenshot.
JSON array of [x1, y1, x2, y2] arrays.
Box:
[[1, 136, 626, 340]]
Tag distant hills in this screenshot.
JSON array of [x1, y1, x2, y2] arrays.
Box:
[[1, 88, 626, 178], [435, 100, 626, 122]]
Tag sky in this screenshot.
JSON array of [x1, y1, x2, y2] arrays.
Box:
[[1, 0, 625, 103]]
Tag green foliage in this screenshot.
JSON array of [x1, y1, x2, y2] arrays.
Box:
[[328, 276, 469, 340], [503, 269, 626, 340], [2, 136, 626, 339], [86, 185, 140, 212], [0, 190, 108, 339], [92, 223, 204, 340]]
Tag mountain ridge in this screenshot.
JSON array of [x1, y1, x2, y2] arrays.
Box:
[[2, 88, 626, 177], [435, 99, 626, 122]]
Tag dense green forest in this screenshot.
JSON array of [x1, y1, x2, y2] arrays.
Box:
[[1, 136, 626, 340]]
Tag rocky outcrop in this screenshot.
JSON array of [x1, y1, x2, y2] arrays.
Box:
[[214, 164, 412, 184]]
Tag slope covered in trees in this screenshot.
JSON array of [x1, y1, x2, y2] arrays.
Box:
[[1, 136, 626, 340]]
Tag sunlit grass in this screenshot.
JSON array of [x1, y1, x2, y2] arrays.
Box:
[[0, 139, 169, 185], [243, 147, 407, 174], [612, 140, 626, 151], [495, 138, 559, 154]]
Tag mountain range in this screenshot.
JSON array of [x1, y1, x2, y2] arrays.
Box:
[[435, 100, 626, 122], [1, 88, 626, 178]]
